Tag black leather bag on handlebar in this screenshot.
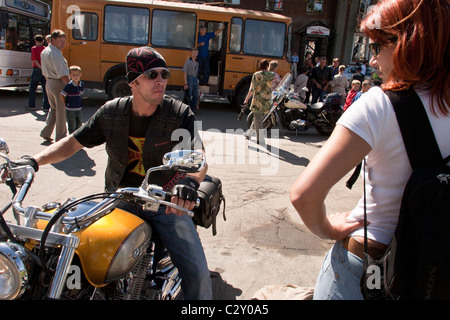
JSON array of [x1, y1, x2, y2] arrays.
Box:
[[192, 175, 226, 236]]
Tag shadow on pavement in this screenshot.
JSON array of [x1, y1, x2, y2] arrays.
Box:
[[211, 271, 242, 300], [51, 149, 96, 177]]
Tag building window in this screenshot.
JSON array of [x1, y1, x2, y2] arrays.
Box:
[[205, 0, 240, 3], [265, 0, 283, 10], [359, 0, 374, 13], [306, 0, 323, 13], [274, 0, 283, 10]]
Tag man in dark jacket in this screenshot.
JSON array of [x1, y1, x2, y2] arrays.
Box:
[[17, 47, 212, 300], [351, 65, 365, 87], [310, 57, 333, 103]]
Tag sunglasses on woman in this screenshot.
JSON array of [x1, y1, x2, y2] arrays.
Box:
[[368, 37, 397, 57], [368, 42, 382, 57], [142, 69, 172, 80]]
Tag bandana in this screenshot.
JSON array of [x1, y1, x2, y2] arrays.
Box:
[[126, 47, 167, 83]]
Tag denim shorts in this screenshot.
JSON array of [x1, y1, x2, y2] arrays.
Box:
[[313, 239, 364, 300]]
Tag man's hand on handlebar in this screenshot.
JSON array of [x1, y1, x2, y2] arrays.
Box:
[[166, 177, 199, 216], [11, 155, 39, 172]]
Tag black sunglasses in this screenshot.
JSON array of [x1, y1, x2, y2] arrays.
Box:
[[368, 37, 397, 57], [142, 69, 171, 80], [368, 42, 382, 57]]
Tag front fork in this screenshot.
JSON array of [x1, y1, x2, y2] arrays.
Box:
[[7, 223, 80, 299]]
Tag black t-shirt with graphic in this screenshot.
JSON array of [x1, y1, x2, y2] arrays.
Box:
[[73, 96, 202, 191], [120, 112, 151, 188]]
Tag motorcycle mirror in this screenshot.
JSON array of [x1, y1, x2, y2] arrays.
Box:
[[0, 138, 9, 154], [141, 150, 206, 190], [162, 150, 206, 173]]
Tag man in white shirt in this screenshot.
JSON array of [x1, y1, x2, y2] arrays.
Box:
[[40, 29, 69, 142]]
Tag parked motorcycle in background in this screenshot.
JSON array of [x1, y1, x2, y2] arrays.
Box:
[[246, 73, 343, 136], [0, 139, 205, 300]]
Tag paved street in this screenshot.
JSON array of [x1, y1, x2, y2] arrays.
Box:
[[0, 88, 363, 300]]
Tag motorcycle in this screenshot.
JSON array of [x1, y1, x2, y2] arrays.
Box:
[[0, 139, 205, 300], [246, 73, 343, 136]]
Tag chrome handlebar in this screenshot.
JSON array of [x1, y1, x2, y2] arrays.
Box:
[[2, 163, 196, 234]]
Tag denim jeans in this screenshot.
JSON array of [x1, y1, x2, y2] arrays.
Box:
[[197, 56, 210, 85], [66, 110, 82, 134], [187, 75, 199, 110], [311, 85, 327, 104], [313, 239, 364, 300], [28, 68, 50, 109], [118, 202, 212, 300]]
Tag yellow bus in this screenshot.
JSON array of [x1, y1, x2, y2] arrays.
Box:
[[51, 0, 292, 109]]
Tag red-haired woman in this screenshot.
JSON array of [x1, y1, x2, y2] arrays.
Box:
[[290, 0, 449, 300]]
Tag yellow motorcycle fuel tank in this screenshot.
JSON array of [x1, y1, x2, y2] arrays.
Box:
[[37, 202, 151, 287]]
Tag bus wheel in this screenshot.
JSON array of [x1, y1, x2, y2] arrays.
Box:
[[107, 75, 131, 99]]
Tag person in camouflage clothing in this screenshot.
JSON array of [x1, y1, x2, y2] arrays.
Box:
[[243, 59, 274, 145]]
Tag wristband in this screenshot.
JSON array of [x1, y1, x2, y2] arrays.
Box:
[[177, 177, 200, 190]]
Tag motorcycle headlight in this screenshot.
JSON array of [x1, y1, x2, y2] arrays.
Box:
[[0, 242, 33, 300]]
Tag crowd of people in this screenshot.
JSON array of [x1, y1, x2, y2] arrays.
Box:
[[290, 54, 380, 109]]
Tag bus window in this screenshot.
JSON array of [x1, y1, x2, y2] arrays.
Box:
[[243, 19, 286, 57], [104, 5, 149, 44], [73, 13, 98, 41], [3, 13, 31, 51], [30, 18, 50, 42], [151, 10, 196, 49], [229, 17, 242, 53]]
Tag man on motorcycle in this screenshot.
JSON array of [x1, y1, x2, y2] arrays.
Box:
[[14, 47, 212, 300]]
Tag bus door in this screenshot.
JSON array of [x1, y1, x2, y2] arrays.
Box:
[[200, 20, 227, 95], [68, 10, 101, 85]]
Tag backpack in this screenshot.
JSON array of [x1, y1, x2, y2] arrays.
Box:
[[360, 88, 450, 300]]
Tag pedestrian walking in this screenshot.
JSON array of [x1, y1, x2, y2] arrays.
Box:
[[243, 59, 273, 145]]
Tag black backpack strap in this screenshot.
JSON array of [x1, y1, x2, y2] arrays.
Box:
[[385, 88, 443, 169], [346, 162, 362, 190]]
